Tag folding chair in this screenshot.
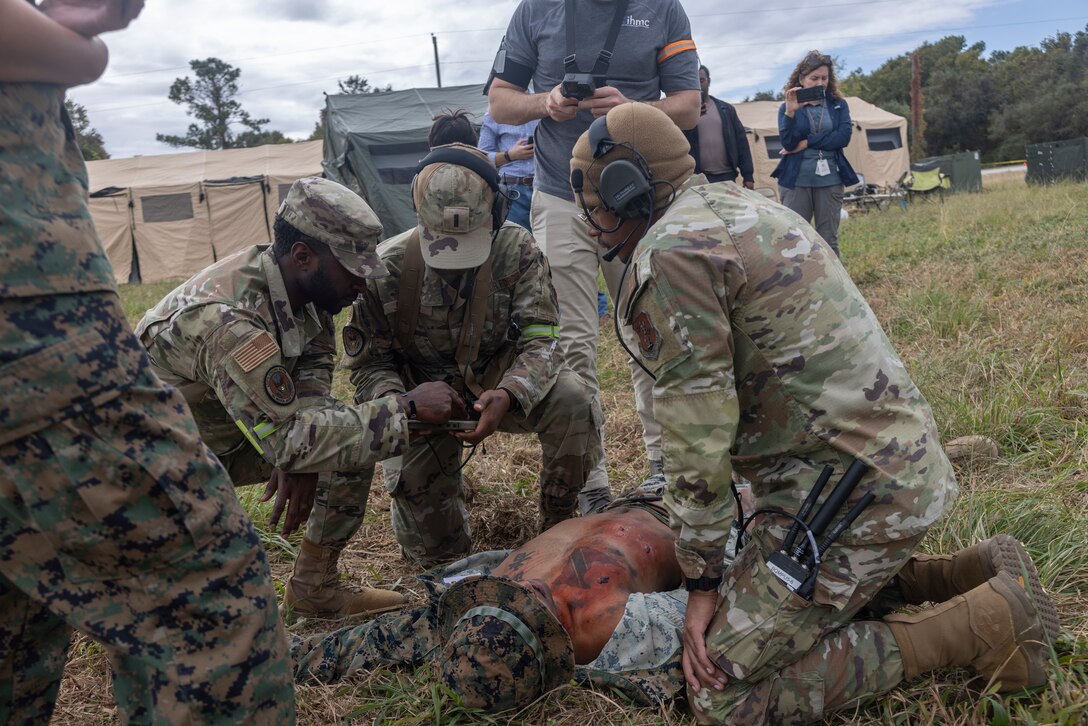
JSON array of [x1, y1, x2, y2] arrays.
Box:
[[900, 161, 951, 203]]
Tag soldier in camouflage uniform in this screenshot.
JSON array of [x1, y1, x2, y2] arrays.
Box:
[[294, 475, 1051, 716], [567, 103, 1058, 724], [0, 0, 295, 722], [136, 177, 465, 617], [342, 143, 602, 567]]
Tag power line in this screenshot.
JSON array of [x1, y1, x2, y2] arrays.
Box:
[[87, 14, 1087, 115], [103, 0, 920, 79]]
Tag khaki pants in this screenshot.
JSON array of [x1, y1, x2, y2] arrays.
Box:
[[529, 190, 661, 476]]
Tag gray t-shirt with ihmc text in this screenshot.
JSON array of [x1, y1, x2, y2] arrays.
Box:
[[497, 0, 700, 200]]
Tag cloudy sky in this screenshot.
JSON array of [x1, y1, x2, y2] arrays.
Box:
[[69, 0, 1087, 159]]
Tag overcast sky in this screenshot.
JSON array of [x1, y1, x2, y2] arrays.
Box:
[[69, 0, 1087, 159]]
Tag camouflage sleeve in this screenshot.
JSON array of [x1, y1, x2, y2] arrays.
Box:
[[342, 289, 406, 403], [195, 315, 408, 473], [625, 249, 741, 582], [496, 237, 562, 415], [294, 310, 336, 403]]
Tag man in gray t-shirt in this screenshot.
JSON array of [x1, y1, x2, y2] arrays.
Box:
[[487, 0, 700, 505]]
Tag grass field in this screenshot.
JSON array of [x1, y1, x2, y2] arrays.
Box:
[[59, 176, 1088, 724]]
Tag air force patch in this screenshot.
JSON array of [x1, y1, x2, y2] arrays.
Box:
[[632, 311, 660, 360], [343, 326, 364, 357], [264, 366, 296, 405]]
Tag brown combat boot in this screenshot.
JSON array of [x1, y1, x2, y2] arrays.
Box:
[[285, 539, 406, 618], [897, 535, 1043, 605], [885, 571, 1060, 691], [944, 435, 999, 462]]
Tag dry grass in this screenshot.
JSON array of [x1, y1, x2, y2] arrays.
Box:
[[60, 178, 1088, 724]]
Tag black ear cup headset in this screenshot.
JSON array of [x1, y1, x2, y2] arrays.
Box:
[[569, 114, 678, 382], [570, 115, 676, 261], [413, 146, 512, 236]]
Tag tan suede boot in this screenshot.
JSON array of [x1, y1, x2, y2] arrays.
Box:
[[897, 535, 1042, 605], [886, 571, 1059, 692], [944, 435, 999, 462], [285, 539, 406, 618]]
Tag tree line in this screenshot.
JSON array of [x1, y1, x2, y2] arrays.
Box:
[[72, 25, 1087, 162], [839, 25, 1088, 161]]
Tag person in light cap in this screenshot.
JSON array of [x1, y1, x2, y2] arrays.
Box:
[[568, 103, 1056, 724], [136, 175, 466, 618], [341, 143, 603, 568]]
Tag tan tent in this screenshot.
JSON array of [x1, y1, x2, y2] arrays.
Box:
[[733, 97, 909, 200], [86, 140, 322, 283]]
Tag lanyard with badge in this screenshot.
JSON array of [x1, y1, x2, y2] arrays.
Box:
[[806, 104, 832, 177]]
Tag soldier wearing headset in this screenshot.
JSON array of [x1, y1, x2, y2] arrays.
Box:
[[569, 103, 1054, 724], [340, 144, 602, 568]]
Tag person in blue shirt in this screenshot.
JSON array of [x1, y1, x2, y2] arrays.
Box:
[[478, 112, 608, 317], [771, 50, 859, 257], [477, 111, 539, 231]]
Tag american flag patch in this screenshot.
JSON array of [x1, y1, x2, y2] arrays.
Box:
[[233, 331, 279, 372]]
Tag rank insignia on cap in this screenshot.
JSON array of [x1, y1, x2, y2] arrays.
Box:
[[264, 366, 296, 405], [633, 311, 660, 360], [343, 326, 364, 357]]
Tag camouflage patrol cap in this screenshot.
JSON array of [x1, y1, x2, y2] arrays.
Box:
[[437, 575, 574, 712], [277, 177, 386, 278], [570, 103, 694, 210], [413, 143, 496, 270]]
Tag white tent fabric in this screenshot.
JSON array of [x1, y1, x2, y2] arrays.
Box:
[[733, 97, 909, 200], [86, 140, 322, 283]]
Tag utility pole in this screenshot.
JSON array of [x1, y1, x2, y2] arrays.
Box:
[[432, 33, 442, 88], [910, 50, 925, 159]]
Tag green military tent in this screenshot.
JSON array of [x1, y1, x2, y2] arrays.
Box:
[[322, 84, 490, 238]]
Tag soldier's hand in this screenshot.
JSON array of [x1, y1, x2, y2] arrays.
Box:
[[453, 389, 511, 445], [40, 0, 145, 37], [262, 468, 318, 536], [681, 590, 729, 693], [403, 381, 466, 423]]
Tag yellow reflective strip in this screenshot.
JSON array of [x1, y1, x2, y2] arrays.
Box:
[[235, 419, 264, 454], [253, 421, 279, 440], [521, 324, 560, 340]]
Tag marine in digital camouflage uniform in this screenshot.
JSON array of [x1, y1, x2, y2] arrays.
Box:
[[135, 178, 432, 617], [342, 144, 601, 567], [0, 1, 293, 721], [291, 476, 694, 708], [568, 103, 1057, 724]]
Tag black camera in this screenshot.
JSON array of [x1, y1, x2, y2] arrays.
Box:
[[561, 72, 598, 100], [794, 86, 825, 104]]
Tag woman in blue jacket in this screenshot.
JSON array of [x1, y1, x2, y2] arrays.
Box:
[[771, 51, 859, 256]]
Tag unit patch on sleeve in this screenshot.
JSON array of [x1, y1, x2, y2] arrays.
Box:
[[342, 326, 364, 357], [234, 330, 279, 372], [264, 366, 296, 405], [632, 311, 661, 360]]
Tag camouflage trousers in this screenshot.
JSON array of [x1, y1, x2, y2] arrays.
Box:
[[690, 527, 923, 725], [0, 293, 294, 724], [344, 369, 600, 567], [217, 445, 372, 550]]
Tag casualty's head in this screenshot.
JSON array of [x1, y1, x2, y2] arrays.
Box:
[[412, 143, 503, 271], [569, 103, 694, 261], [437, 575, 574, 712], [274, 176, 385, 314]]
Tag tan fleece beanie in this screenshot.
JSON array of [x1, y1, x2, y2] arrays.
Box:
[[570, 102, 694, 209]]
